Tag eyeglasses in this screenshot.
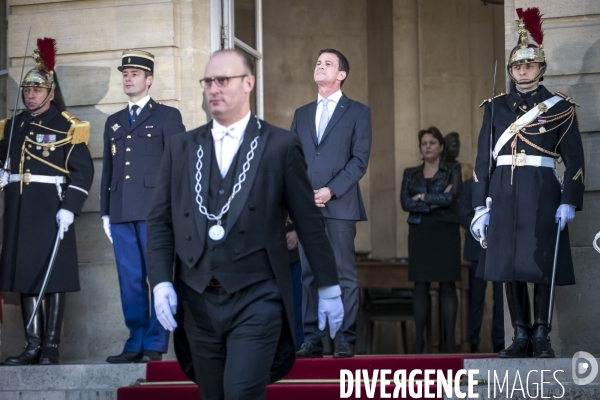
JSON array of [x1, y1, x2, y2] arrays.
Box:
[[199, 75, 247, 88]]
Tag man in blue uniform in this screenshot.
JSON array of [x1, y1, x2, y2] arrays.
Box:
[[471, 8, 584, 358], [101, 50, 185, 363]]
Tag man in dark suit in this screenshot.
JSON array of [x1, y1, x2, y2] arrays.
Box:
[[100, 50, 185, 363], [291, 49, 371, 358], [146, 49, 343, 400], [459, 177, 504, 353]]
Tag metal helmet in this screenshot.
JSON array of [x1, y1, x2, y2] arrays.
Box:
[[21, 38, 57, 111], [507, 8, 546, 85]]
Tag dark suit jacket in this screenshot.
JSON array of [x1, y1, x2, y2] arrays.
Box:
[[290, 93, 371, 221], [459, 178, 480, 262], [100, 98, 185, 223], [146, 115, 339, 382]]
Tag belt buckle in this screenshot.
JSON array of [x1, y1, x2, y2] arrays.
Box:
[[515, 151, 526, 167], [23, 173, 32, 183]]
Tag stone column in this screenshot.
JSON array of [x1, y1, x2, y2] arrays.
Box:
[[2, 0, 210, 362]]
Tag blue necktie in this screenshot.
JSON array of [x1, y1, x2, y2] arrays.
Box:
[[129, 105, 140, 126], [317, 99, 330, 144]]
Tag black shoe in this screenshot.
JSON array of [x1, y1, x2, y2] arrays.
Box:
[[106, 352, 143, 363], [296, 342, 324, 358], [39, 344, 60, 365], [139, 350, 163, 363], [498, 326, 532, 358], [531, 325, 555, 358], [333, 342, 355, 358], [3, 347, 41, 365]]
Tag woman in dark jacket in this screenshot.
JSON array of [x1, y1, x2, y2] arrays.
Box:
[[400, 127, 462, 353]]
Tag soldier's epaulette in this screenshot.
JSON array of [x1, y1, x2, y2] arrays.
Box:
[[479, 93, 506, 108], [0, 111, 24, 141], [61, 111, 90, 145], [554, 91, 580, 107]]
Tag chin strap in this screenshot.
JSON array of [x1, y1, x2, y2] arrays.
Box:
[[508, 65, 546, 86]]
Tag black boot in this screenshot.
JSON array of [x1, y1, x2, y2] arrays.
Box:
[[532, 284, 555, 358], [39, 293, 65, 365], [3, 295, 42, 365], [498, 282, 532, 358]]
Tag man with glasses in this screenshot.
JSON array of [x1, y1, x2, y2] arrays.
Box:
[[146, 49, 343, 399], [101, 50, 185, 364]]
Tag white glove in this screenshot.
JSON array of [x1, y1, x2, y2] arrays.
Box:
[[555, 204, 575, 231], [153, 282, 178, 332], [470, 197, 492, 248], [102, 215, 113, 243], [0, 170, 10, 189], [317, 285, 344, 339], [56, 209, 74, 240], [593, 231, 600, 254]]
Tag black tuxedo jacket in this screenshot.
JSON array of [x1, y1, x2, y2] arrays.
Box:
[[146, 115, 338, 382], [290, 93, 372, 221], [100, 98, 185, 223]]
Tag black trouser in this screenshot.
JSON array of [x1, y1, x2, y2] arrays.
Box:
[[183, 279, 283, 400], [468, 261, 504, 350]]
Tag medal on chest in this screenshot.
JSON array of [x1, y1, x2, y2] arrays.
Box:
[[208, 224, 225, 240]]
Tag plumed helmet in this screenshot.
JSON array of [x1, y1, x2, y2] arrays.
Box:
[[21, 38, 58, 110], [507, 8, 547, 84]]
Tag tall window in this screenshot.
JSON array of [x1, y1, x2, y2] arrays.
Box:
[[210, 0, 264, 118]]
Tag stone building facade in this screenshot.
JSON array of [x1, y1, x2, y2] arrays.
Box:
[[1, 0, 598, 361]]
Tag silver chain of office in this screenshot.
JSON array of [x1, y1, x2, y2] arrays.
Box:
[[195, 135, 259, 225]]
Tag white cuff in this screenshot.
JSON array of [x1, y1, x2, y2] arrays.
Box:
[[69, 185, 89, 195], [153, 281, 174, 294], [318, 284, 341, 299]]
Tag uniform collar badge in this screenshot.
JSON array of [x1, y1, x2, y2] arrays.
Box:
[[111, 123, 121, 132]]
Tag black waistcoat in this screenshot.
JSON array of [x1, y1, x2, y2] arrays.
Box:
[[179, 133, 273, 294]]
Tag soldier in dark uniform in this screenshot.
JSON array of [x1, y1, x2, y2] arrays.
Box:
[[471, 8, 584, 358], [0, 38, 94, 365], [101, 50, 185, 363]]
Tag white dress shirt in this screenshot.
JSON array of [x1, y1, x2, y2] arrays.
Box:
[[315, 90, 342, 134], [128, 95, 150, 115], [211, 111, 251, 178]]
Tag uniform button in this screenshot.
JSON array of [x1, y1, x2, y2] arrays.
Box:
[[234, 249, 240, 255], [239, 229, 245, 234], [125, 161, 130, 165], [248, 204, 255, 210], [125, 175, 130, 179], [218, 189, 224, 195], [127, 135, 131, 139], [316, 152, 320, 156], [186, 235, 191, 240], [26, 169, 30, 172], [29, 131, 34, 136], [184, 212, 190, 217], [188, 256, 193, 262], [26, 156, 31, 160], [212, 247, 218, 252], [27, 144, 32, 148], [523, 105, 528, 110], [126, 148, 131, 152], [147, 134, 152, 137]]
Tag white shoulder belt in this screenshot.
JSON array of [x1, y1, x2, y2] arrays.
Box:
[[492, 95, 563, 160]]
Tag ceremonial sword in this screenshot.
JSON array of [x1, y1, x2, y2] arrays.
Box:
[[27, 230, 61, 330], [488, 60, 497, 180], [1, 28, 31, 182], [548, 219, 561, 328]]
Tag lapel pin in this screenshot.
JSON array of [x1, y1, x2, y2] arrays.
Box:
[[111, 123, 121, 132]]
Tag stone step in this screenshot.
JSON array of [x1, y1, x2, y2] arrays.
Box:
[[0, 363, 146, 400]]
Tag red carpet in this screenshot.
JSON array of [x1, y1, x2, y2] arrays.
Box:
[[118, 354, 494, 400]]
